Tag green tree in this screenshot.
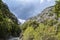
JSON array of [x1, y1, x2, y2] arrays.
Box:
[[55, 0, 60, 17], [23, 27, 34, 40]]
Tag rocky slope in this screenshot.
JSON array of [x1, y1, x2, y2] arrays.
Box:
[[29, 6, 54, 22], [20, 5, 60, 40], [29, 6, 59, 26]]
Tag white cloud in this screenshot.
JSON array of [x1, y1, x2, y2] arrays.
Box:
[[18, 19, 26, 24], [16, 0, 45, 4], [47, 0, 51, 2], [15, 0, 39, 4], [40, 0, 44, 3]]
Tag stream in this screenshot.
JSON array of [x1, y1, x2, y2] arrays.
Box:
[[8, 37, 20, 40]]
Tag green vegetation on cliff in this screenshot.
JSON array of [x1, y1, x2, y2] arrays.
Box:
[[20, 0, 60, 40], [0, 0, 60, 40], [0, 0, 21, 39]]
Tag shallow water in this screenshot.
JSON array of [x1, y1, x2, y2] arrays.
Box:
[[8, 37, 19, 40]]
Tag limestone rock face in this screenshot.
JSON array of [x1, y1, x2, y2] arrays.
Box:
[[29, 6, 59, 26]]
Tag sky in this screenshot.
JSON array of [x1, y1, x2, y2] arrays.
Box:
[[2, 0, 55, 23]]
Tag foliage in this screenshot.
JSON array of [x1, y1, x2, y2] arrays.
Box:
[[20, 0, 60, 40], [23, 27, 34, 40], [55, 0, 60, 17], [21, 22, 59, 40], [0, 1, 21, 39]]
